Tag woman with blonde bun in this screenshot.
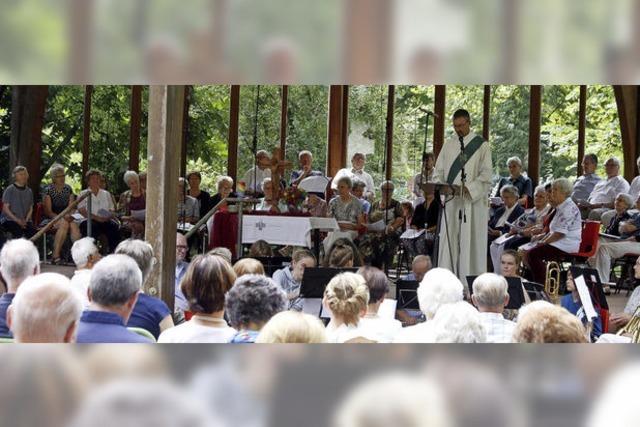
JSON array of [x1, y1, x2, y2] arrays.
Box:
[[323, 272, 374, 343]]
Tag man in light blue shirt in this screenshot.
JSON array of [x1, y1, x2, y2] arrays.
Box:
[[175, 233, 190, 312], [572, 153, 602, 203]]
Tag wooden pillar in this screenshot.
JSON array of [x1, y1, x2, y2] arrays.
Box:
[[180, 85, 191, 178], [280, 85, 288, 155], [145, 85, 185, 310], [227, 85, 240, 184], [327, 85, 345, 176], [577, 85, 587, 176], [433, 85, 446, 157], [340, 85, 350, 166], [528, 85, 542, 186], [482, 85, 491, 141], [614, 85, 639, 182], [129, 85, 142, 172], [81, 85, 93, 181], [384, 85, 395, 181]]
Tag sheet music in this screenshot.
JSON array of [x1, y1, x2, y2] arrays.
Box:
[[518, 241, 540, 251], [599, 233, 622, 240], [575, 275, 598, 320], [96, 208, 113, 219], [302, 298, 323, 317], [309, 217, 339, 231], [177, 222, 194, 232], [367, 220, 386, 232], [298, 176, 330, 193], [494, 233, 515, 245], [400, 228, 425, 240], [130, 209, 146, 221]]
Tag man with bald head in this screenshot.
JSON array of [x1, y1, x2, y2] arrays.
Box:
[[7, 273, 83, 343]]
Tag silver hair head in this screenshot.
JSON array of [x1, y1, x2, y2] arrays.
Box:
[[472, 273, 509, 308], [429, 301, 486, 343], [49, 163, 65, 181], [71, 237, 99, 268], [123, 170, 140, 186], [216, 175, 233, 189], [0, 239, 40, 290], [89, 255, 142, 307], [298, 150, 312, 159], [506, 156, 522, 167], [336, 176, 353, 189], [224, 274, 287, 329], [534, 185, 546, 195], [115, 239, 156, 284], [10, 273, 83, 342], [553, 177, 573, 197], [261, 177, 273, 192], [616, 193, 634, 208], [499, 184, 519, 198], [417, 268, 464, 320], [607, 157, 621, 167]]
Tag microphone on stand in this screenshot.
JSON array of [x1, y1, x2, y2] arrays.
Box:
[[419, 108, 439, 118]]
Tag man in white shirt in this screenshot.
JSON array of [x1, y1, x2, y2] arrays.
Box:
[[579, 157, 630, 220], [331, 152, 375, 200], [601, 155, 640, 226], [471, 273, 516, 343], [78, 170, 120, 253], [241, 150, 272, 195]]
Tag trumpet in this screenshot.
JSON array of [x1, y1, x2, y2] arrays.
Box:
[[617, 306, 640, 343], [545, 261, 561, 303]]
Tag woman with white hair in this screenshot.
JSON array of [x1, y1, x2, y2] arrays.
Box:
[[427, 301, 486, 343], [256, 177, 288, 213], [495, 156, 533, 206], [358, 180, 404, 269], [323, 272, 372, 343], [210, 175, 237, 209], [523, 178, 582, 283], [41, 164, 81, 263], [118, 170, 146, 239], [393, 268, 464, 343], [70, 237, 101, 308], [487, 185, 525, 244], [602, 192, 633, 238]]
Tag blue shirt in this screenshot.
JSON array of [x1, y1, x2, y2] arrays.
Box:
[[496, 175, 533, 199], [127, 294, 171, 339], [175, 261, 189, 311], [229, 330, 260, 343], [560, 294, 602, 341], [76, 310, 153, 343], [571, 173, 602, 202], [0, 293, 15, 338]]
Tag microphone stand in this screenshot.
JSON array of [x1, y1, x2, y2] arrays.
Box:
[[457, 135, 467, 278], [419, 112, 432, 195], [251, 85, 261, 197]]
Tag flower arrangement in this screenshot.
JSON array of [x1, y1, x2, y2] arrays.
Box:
[[281, 186, 307, 213]]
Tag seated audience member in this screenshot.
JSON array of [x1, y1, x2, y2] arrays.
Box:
[[255, 178, 288, 213], [210, 175, 236, 209], [605, 256, 640, 334], [402, 254, 432, 282], [512, 304, 588, 343], [524, 178, 582, 283], [256, 311, 328, 343], [325, 176, 364, 251], [572, 153, 601, 203], [590, 209, 640, 284], [490, 185, 550, 271], [233, 258, 265, 277], [471, 273, 516, 343], [272, 249, 316, 311], [225, 274, 288, 343], [290, 150, 323, 186], [177, 177, 200, 225], [357, 266, 402, 343], [393, 268, 465, 343], [7, 273, 82, 343], [426, 301, 486, 343], [602, 158, 640, 227], [332, 152, 375, 200], [158, 254, 236, 343], [208, 246, 233, 264], [304, 192, 328, 217], [412, 152, 436, 199], [580, 156, 630, 220], [358, 180, 404, 269], [248, 239, 274, 258], [118, 170, 146, 239], [41, 164, 81, 263], [351, 178, 371, 215], [399, 200, 414, 230], [175, 233, 190, 312], [242, 150, 272, 196], [403, 192, 438, 259], [188, 171, 212, 219], [1, 166, 36, 239], [561, 270, 602, 342], [76, 254, 153, 343], [602, 193, 634, 237], [115, 239, 174, 339], [323, 272, 371, 343], [0, 239, 40, 338], [78, 169, 120, 253], [495, 157, 533, 206], [70, 237, 101, 308], [488, 185, 525, 244], [326, 240, 357, 268]]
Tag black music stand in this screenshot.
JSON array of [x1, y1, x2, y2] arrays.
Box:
[[420, 182, 460, 267]]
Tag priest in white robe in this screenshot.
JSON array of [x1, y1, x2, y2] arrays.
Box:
[[433, 109, 493, 283]]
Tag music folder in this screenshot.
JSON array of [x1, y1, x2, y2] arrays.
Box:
[[300, 267, 358, 298]]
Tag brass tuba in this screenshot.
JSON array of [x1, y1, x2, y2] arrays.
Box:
[[617, 306, 640, 343], [545, 261, 561, 303]]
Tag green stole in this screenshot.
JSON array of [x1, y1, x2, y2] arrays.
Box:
[[446, 135, 486, 185]]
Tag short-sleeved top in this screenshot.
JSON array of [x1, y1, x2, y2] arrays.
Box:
[[78, 189, 115, 217], [177, 196, 200, 221], [76, 310, 153, 343], [549, 198, 582, 253], [328, 195, 363, 224], [44, 184, 73, 215], [588, 175, 630, 205], [126, 293, 172, 339], [1, 184, 33, 222], [369, 199, 402, 226]]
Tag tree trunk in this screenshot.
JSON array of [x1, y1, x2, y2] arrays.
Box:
[[9, 85, 49, 201]]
